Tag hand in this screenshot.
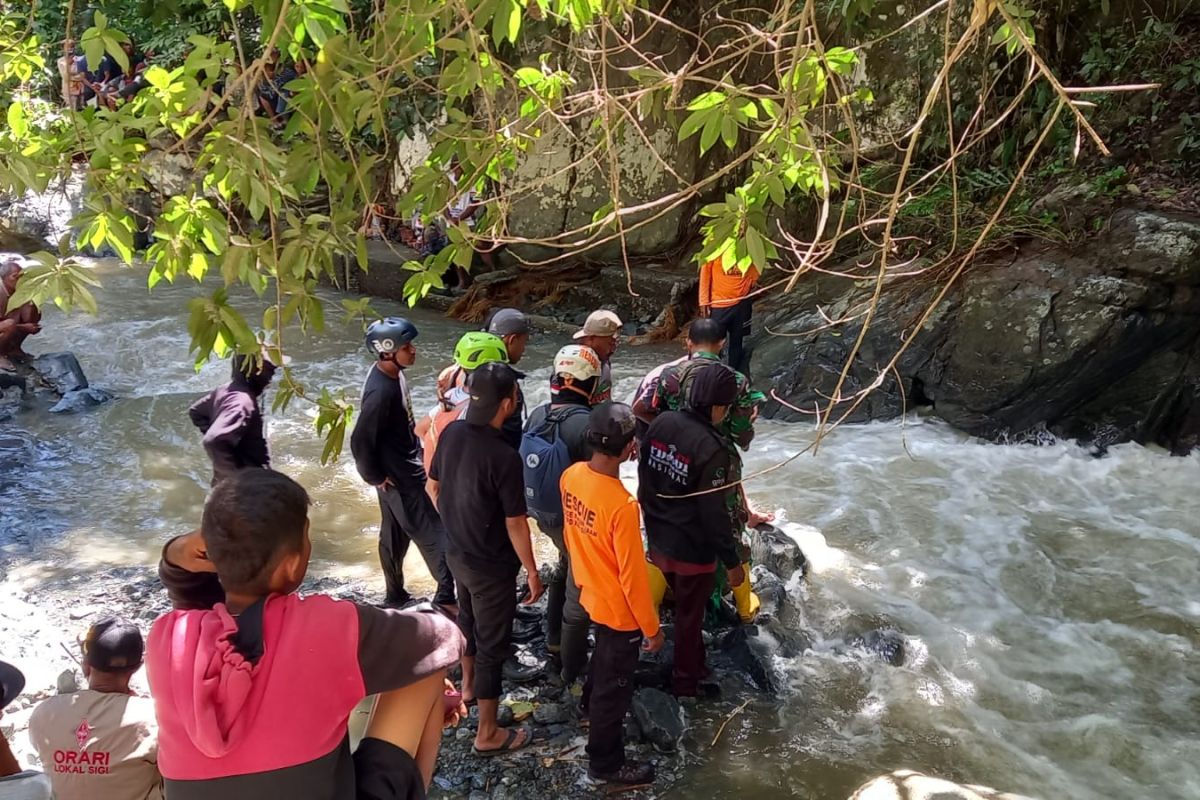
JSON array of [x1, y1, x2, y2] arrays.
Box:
[[699, 305, 711, 318], [165, 529, 216, 573], [443, 679, 467, 727], [726, 564, 746, 588], [642, 630, 666, 653], [18, 323, 40, 334], [522, 571, 545, 605]]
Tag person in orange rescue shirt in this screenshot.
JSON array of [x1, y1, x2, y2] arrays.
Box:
[[698, 256, 759, 376], [560, 401, 663, 787]]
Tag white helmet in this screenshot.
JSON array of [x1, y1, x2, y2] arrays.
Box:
[[553, 344, 601, 381]]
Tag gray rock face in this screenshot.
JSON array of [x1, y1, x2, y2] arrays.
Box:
[[50, 387, 113, 414], [754, 209, 1200, 454], [631, 688, 685, 752], [719, 626, 778, 693], [750, 525, 809, 580], [32, 352, 89, 394]]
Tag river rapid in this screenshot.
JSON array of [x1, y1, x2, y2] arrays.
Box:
[[2, 261, 1198, 799]]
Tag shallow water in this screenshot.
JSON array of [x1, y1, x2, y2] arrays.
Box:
[[4, 261, 1199, 799]]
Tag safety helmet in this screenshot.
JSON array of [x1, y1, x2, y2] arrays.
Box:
[[454, 331, 509, 371], [553, 344, 601, 381], [365, 317, 419, 357]]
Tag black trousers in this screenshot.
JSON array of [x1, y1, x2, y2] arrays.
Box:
[[710, 298, 754, 377], [450, 554, 518, 701], [583, 625, 642, 773], [377, 485, 456, 606], [662, 569, 716, 696], [543, 525, 592, 682]]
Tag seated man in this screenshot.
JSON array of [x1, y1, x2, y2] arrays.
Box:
[[28, 619, 162, 800], [147, 468, 467, 799], [1, 660, 52, 799], [0, 262, 42, 370]]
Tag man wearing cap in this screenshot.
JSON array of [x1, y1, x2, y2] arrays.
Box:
[[1, 661, 51, 799], [27, 619, 161, 800], [428, 362, 545, 757], [485, 308, 531, 449], [637, 364, 746, 698], [573, 309, 622, 404], [522, 344, 602, 682], [187, 350, 281, 484]]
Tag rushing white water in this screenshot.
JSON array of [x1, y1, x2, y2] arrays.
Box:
[[3, 261, 1199, 799]]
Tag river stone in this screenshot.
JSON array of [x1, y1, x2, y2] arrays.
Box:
[[849, 770, 1039, 800], [31, 352, 90, 394], [720, 626, 778, 693], [56, 669, 78, 694], [50, 387, 113, 414], [847, 629, 906, 667], [750, 525, 808, 580], [631, 688, 685, 751], [532, 702, 569, 725]]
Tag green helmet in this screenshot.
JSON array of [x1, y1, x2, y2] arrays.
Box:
[[454, 331, 509, 371]]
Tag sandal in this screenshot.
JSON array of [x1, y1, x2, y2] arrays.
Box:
[[472, 726, 532, 758]]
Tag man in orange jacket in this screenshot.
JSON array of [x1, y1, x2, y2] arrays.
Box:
[[698, 257, 759, 376], [560, 402, 664, 786]]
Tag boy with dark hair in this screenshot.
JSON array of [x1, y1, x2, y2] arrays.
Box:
[[147, 469, 466, 800], [428, 363, 544, 757], [561, 402, 663, 785], [29, 618, 162, 800]]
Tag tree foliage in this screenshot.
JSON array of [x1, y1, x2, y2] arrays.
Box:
[[0, 0, 1155, 458]]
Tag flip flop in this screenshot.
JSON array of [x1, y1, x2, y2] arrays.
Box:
[[472, 726, 532, 758]]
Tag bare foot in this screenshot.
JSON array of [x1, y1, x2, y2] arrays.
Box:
[[474, 726, 531, 755]]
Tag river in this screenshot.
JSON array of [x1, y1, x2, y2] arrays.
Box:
[[3, 260, 1199, 799]]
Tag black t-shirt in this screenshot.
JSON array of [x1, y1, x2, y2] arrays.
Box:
[[350, 365, 426, 488], [430, 421, 527, 575]]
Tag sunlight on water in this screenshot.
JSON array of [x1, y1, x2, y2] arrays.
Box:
[[4, 261, 1200, 799]]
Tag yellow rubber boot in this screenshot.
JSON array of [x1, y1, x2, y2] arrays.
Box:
[[648, 561, 668, 608], [732, 562, 760, 623]]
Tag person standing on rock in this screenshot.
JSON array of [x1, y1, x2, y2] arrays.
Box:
[[521, 344, 602, 682], [351, 317, 457, 613], [638, 364, 746, 698], [0, 261, 42, 371], [188, 350, 280, 485], [0, 660, 52, 799], [561, 402, 663, 785], [427, 363, 545, 757], [485, 308, 532, 449], [573, 309, 622, 404], [699, 255, 760, 377], [28, 618, 162, 800]]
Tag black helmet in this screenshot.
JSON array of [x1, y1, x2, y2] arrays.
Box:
[[365, 317, 419, 358]]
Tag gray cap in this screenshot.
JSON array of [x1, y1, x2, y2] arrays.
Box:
[[486, 308, 530, 336]]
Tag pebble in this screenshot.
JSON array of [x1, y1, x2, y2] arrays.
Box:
[[456, 727, 475, 741], [533, 702, 569, 725]]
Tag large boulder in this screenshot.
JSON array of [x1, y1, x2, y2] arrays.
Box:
[[849, 770, 1039, 800], [631, 688, 685, 752], [32, 353, 90, 394], [754, 208, 1200, 454], [749, 524, 809, 580]]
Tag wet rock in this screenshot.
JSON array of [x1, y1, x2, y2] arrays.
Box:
[[755, 208, 1200, 455], [631, 688, 685, 752], [31, 352, 89, 394], [720, 626, 778, 693], [533, 702, 569, 725], [847, 629, 906, 667], [496, 704, 515, 727], [50, 387, 113, 414], [56, 669, 78, 694], [750, 525, 808, 580], [849, 770, 1039, 800]]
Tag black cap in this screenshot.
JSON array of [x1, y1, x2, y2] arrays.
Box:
[[83, 618, 145, 672], [586, 402, 637, 451], [486, 308, 530, 336], [0, 660, 24, 708], [687, 362, 739, 409], [464, 362, 519, 425]]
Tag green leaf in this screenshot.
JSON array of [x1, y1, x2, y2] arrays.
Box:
[[687, 91, 726, 111], [678, 108, 710, 142], [745, 225, 767, 268], [6, 103, 27, 139], [720, 115, 738, 150], [700, 112, 722, 154], [514, 67, 543, 88], [94, 10, 108, 28], [356, 234, 369, 270]]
